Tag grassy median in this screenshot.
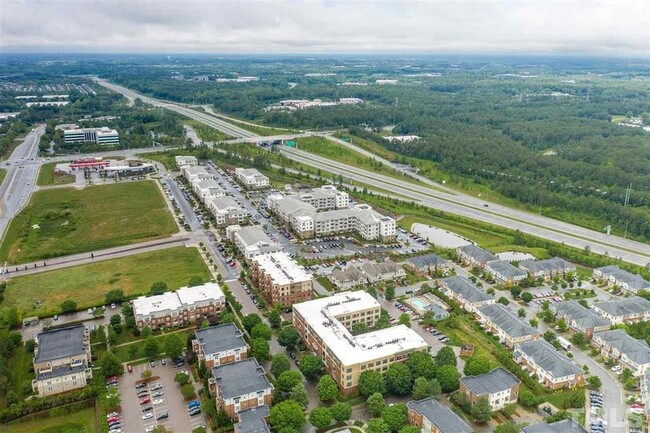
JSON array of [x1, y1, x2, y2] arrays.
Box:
[[0, 180, 177, 263], [36, 162, 75, 186], [0, 406, 96, 433]]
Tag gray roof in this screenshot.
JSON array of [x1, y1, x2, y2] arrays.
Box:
[[35, 325, 86, 363], [212, 359, 273, 400], [331, 266, 365, 284], [211, 196, 244, 212], [407, 398, 473, 433], [195, 323, 248, 355], [460, 367, 520, 396], [406, 254, 447, 269], [361, 260, 402, 278], [236, 226, 279, 248], [550, 300, 610, 330], [425, 303, 449, 317], [519, 257, 575, 274], [440, 276, 492, 304], [235, 405, 270, 433], [596, 266, 650, 291], [514, 340, 583, 379], [593, 329, 650, 365], [36, 363, 87, 381], [522, 418, 588, 433], [485, 260, 527, 279], [457, 244, 497, 264], [477, 303, 539, 338], [593, 296, 650, 318]]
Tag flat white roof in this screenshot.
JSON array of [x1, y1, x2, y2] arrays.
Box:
[[253, 252, 312, 285], [177, 283, 225, 305], [294, 291, 428, 365], [133, 282, 224, 317]]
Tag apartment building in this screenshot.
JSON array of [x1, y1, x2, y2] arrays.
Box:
[[209, 196, 249, 227], [593, 265, 650, 294], [209, 358, 274, 419], [485, 260, 527, 285], [404, 254, 449, 277], [514, 340, 584, 389], [361, 260, 406, 283], [523, 418, 588, 433], [549, 300, 610, 339], [227, 225, 282, 261], [183, 165, 215, 183], [329, 266, 367, 290], [437, 276, 495, 313], [518, 257, 576, 281], [193, 324, 249, 369], [235, 406, 270, 433], [476, 303, 541, 347], [293, 291, 428, 394], [133, 282, 226, 329], [592, 329, 650, 376], [407, 398, 473, 433], [251, 252, 313, 307], [32, 325, 92, 397], [459, 367, 520, 410], [291, 185, 349, 210], [234, 168, 269, 190], [175, 155, 198, 167], [63, 126, 119, 145], [456, 244, 497, 269], [193, 179, 226, 202], [592, 296, 650, 325]]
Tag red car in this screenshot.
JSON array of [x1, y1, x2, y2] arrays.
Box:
[[229, 261, 237, 267], [107, 416, 119, 424], [140, 398, 151, 405]]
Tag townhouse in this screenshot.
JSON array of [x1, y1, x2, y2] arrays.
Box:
[[514, 340, 584, 389], [459, 367, 520, 410], [522, 418, 588, 433], [227, 225, 282, 261], [518, 257, 576, 281], [361, 260, 406, 284], [407, 397, 473, 433], [484, 259, 527, 285], [593, 265, 650, 294], [456, 244, 497, 269], [592, 296, 650, 325], [476, 303, 541, 348], [592, 329, 650, 376], [234, 168, 270, 190], [193, 323, 250, 369], [329, 266, 367, 290], [549, 300, 610, 339], [251, 252, 313, 307], [404, 254, 450, 277], [437, 276, 495, 313]]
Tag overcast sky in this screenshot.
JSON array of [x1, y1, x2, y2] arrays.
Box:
[[1, 0, 649, 56]]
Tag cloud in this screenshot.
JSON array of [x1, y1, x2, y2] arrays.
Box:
[[1, 0, 648, 56]]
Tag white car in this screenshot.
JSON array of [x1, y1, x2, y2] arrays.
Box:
[[142, 413, 154, 420], [146, 426, 157, 433], [153, 399, 164, 405], [611, 365, 622, 372]]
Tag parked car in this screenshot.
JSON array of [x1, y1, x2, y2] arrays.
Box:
[[135, 383, 147, 389], [157, 412, 169, 420], [188, 400, 200, 409], [140, 398, 151, 405]]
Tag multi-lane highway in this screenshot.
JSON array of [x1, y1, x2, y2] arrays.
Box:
[[95, 79, 650, 267]]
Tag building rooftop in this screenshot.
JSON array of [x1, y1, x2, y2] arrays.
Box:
[[252, 252, 312, 286], [176, 155, 197, 164], [183, 166, 210, 176], [593, 329, 650, 365], [195, 179, 222, 190], [514, 340, 583, 379], [460, 367, 520, 396], [593, 296, 650, 318], [212, 358, 273, 400], [36, 363, 88, 381], [485, 260, 527, 279], [406, 254, 447, 269], [361, 260, 402, 279], [440, 276, 493, 304], [550, 300, 610, 329], [477, 303, 539, 339], [293, 291, 428, 366], [330, 266, 366, 284], [457, 244, 497, 263], [596, 265, 650, 291], [522, 418, 588, 433], [195, 323, 248, 355], [235, 226, 279, 249], [35, 325, 87, 363], [519, 257, 575, 274], [407, 398, 473, 433], [133, 282, 224, 317], [176, 283, 225, 305], [210, 196, 245, 212], [235, 405, 270, 433], [236, 168, 268, 181]]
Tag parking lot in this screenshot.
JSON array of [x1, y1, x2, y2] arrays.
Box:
[[118, 359, 206, 433]]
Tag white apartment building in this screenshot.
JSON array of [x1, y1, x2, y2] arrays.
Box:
[[183, 165, 215, 183], [227, 225, 282, 261], [175, 155, 198, 167], [63, 127, 119, 145], [193, 179, 226, 202], [234, 168, 269, 190], [292, 185, 349, 210], [208, 196, 249, 227]]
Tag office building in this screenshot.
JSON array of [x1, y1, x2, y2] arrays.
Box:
[[63, 126, 119, 145]]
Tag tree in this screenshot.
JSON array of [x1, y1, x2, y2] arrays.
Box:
[[436, 365, 460, 393], [181, 383, 195, 399], [269, 309, 282, 328], [143, 336, 159, 359], [242, 314, 263, 333], [251, 338, 270, 360], [385, 286, 395, 300], [405, 351, 437, 379], [545, 410, 571, 423], [367, 391, 386, 416], [529, 318, 539, 328], [497, 297, 509, 306], [557, 318, 568, 332], [398, 313, 411, 327], [278, 327, 300, 349], [367, 419, 391, 433], [298, 354, 323, 380], [330, 402, 352, 423], [517, 308, 526, 318], [510, 286, 522, 298], [150, 281, 168, 296], [494, 421, 519, 433], [351, 322, 369, 335], [374, 313, 391, 330], [105, 289, 125, 304], [381, 403, 408, 432], [463, 356, 495, 376], [434, 346, 457, 367], [165, 333, 185, 359], [251, 323, 272, 340], [141, 369, 152, 380], [309, 407, 332, 430], [277, 371, 303, 393], [358, 370, 386, 398], [60, 300, 77, 313], [110, 314, 122, 326], [220, 312, 236, 324], [587, 375, 602, 390], [385, 363, 413, 396], [271, 353, 291, 379], [471, 397, 492, 423], [175, 371, 190, 386], [99, 351, 123, 378], [290, 383, 309, 409], [521, 292, 533, 303], [141, 326, 152, 338], [519, 390, 541, 408], [571, 333, 586, 346], [412, 377, 440, 400], [316, 375, 339, 402], [270, 400, 306, 431], [399, 427, 421, 433]]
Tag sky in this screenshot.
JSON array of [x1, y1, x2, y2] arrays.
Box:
[[1, 0, 649, 57]]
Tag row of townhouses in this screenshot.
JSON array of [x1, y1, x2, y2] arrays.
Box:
[[329, 259, 405, 290]]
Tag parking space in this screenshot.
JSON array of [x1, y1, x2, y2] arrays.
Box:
[[118, 359, 207, 433], [379, 299, 447, 356]]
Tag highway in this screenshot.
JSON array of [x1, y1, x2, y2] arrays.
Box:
[[95, 79, 650, 267]]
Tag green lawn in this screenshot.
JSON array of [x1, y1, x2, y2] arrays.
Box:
[[8, 343, 34, 402], [225, 118, 295, 136], [3, 246, 211, 317], [112, 329, 191, 363], [0, 407, 96, 433], [489, 245, 550, 259], [37, 162, 76, 186], [0, 180, 178, 263]]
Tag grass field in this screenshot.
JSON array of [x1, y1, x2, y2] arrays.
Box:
[[112, 329, 191, 363], [226, 118, 294, 136], [0, 407, 96, 433], [3, 246, 211, 317], [0, 181, 178, 263], [37, 162, 76, 186]]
